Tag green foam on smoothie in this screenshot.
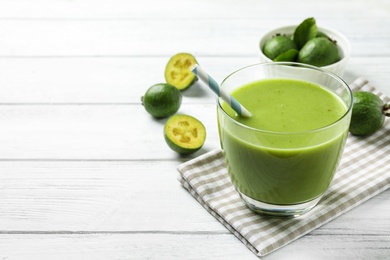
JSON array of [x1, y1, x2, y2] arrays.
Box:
[[221, 78, 346, 133]]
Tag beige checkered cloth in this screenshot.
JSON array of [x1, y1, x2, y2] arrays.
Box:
[[177, 77, 390, 257]]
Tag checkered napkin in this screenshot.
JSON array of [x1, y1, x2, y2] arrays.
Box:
[[177, 77, 390, 257]]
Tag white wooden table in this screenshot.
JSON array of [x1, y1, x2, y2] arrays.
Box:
[[0, 1, 389, 259]]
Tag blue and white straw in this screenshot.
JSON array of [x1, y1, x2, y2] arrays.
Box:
[[191, 64, 252, 117]]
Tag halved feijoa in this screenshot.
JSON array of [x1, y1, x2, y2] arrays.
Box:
[[164, 53, 198, 91], [164, 114, 206, 155], [142, 83, 182, 118]]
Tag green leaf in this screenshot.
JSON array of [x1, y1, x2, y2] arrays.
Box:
[[293, 17, 318, 49], [274, 49, 299, 62]]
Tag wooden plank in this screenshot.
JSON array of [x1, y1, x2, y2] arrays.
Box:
[[0, 233, 256, 260], [0, 160, 389, 233], [0, 0, 388, 20], [0, 233, 388, 259], [0, 104, 220, 160], [0, 18, 388, 57], [0, 56, 257, 104], [0, 160, 223, 232], [264, 234, 390, 259], [0, 56, 389, 104]]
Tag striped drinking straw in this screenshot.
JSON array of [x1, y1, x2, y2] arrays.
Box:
[[191, 64, 252, 118]]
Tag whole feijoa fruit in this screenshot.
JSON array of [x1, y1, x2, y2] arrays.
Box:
[[298, 37, 340, 67], [263, 35, 298, 61], [349, 91, 386, 136], [142, 83, 182, 118]]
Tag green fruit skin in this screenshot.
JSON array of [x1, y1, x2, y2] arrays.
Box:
[[163, 133, 202, 155], [142, 83, 182, 118], [349, 92, 385, 136], [263, 35, 298, 61], [298, 37, 341, 67], [316, 31, 328, 38]]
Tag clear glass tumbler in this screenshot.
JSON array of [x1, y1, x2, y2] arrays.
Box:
[[217, 62, 353, 217]]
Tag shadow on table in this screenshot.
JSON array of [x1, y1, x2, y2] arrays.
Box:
[[181, 80, 211, 98]]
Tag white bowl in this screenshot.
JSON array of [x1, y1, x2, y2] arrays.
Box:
[[258, 25, 351, 77]]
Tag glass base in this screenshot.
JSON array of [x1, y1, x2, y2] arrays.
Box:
[[239, 192, 322, 218]]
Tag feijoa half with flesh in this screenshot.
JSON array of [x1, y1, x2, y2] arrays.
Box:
[[164, 53, 198, 91], [164, 114, 206, 155], [349, 91, 389, 136], [142, 83, 182, 118]]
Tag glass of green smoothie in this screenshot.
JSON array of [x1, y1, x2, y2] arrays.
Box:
[[217, 62, 353, 217]]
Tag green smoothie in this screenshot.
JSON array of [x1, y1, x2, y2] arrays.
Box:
[[218, 78, 349, 205]]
